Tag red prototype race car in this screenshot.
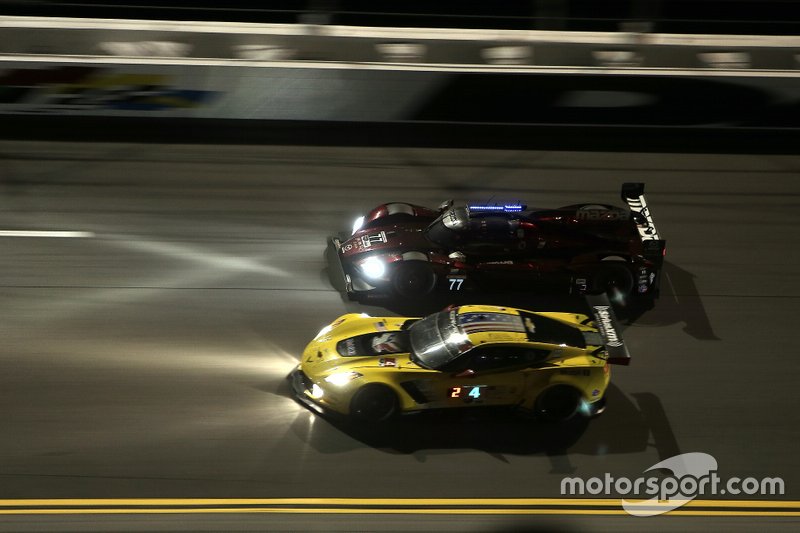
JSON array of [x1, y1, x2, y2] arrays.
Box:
[[330, 183, 665, 307]]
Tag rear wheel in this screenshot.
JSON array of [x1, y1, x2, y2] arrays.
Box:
[[534, 385, 581, 422], [391, 261, 437, 298], [593, 261, 635, 300], [350, 384, 398, 423]]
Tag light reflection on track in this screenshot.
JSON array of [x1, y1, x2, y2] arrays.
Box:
[[0, 142, 797, 532]]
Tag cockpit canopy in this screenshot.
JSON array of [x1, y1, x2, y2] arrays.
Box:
[[424, 204, 526, 251], [425, 206, 469, 247], [407, 306, 588, 371]]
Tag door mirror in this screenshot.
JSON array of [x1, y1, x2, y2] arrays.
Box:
[[453, 368, 476, 378]]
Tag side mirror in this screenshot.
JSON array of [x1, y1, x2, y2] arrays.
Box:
[[453, 369, 476, 378]]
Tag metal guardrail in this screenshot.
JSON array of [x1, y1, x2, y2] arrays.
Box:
[[1, 17, 799, 71]]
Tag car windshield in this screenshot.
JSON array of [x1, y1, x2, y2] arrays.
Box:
[[408, 309, 473, 370]]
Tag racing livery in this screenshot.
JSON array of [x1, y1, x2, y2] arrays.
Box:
[[290, 294, 629, 422], [330, 183, 665, 306]]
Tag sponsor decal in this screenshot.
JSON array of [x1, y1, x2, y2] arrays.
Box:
[[576, 209, 631, 221], [379, 357, 397, 367], [625, 194, 660, 240], [444, 209, 459, 228], [523, 317, 536, 334], [0, 66, 217, 112], [593, 305, 623, 348], [637, 268, 651, 293], [559, 368, 590, 376]]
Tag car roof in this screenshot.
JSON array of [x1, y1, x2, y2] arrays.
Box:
[[454, 305, 587, 348]]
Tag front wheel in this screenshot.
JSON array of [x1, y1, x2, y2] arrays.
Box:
[[350, 384, 398, 423], [391, 261, 437, 298]]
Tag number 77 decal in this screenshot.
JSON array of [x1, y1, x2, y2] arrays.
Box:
[[448, 277, 465, 291]]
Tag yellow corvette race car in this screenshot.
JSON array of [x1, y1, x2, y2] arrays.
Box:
[[290, 294, 629, 423]]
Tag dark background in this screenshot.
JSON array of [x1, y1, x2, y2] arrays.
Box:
[[2, 0, 799, 34]]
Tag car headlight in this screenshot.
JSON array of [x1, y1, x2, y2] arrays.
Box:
[[352, 216, 365, 235], [360, 257, 385, 279], [324, 371, 363, 386]]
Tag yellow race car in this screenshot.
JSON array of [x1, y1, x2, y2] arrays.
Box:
[[290, 294, 629, 423]]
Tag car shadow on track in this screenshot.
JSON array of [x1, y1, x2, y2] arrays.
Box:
[[628, 261, 719, 340], [285, 383, 681, 466]]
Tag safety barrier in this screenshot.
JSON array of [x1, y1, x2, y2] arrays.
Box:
[[1, 16, 798, 68], [0, 17, 798, 131]]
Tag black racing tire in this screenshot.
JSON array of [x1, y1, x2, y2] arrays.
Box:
[[391, 261, 437, 298], [350, 384, 399, 423], [593, 262, 635, 299], [534, 385, 582, 422]]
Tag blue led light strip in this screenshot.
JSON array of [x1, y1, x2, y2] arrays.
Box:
[[468, 204, 525, 213]]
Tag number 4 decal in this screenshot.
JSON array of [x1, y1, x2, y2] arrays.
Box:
[[468, 387, 481, 399]]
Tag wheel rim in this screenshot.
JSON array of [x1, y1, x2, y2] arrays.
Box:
[[393, 262, 436, 297], [537, 386, 580, 421], [596, 264, 634, 297]]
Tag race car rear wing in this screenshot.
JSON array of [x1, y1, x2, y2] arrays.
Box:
[[586, 293, 631, 365], [621, 182, 666, 268]]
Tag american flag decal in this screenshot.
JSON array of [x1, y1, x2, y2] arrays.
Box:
[[458, 313, 525, 334]]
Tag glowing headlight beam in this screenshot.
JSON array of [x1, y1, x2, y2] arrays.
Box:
[[360, 257, 385, 279]]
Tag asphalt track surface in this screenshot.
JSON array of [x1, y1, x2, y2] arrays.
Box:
[[0, 142, 798, 531]]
